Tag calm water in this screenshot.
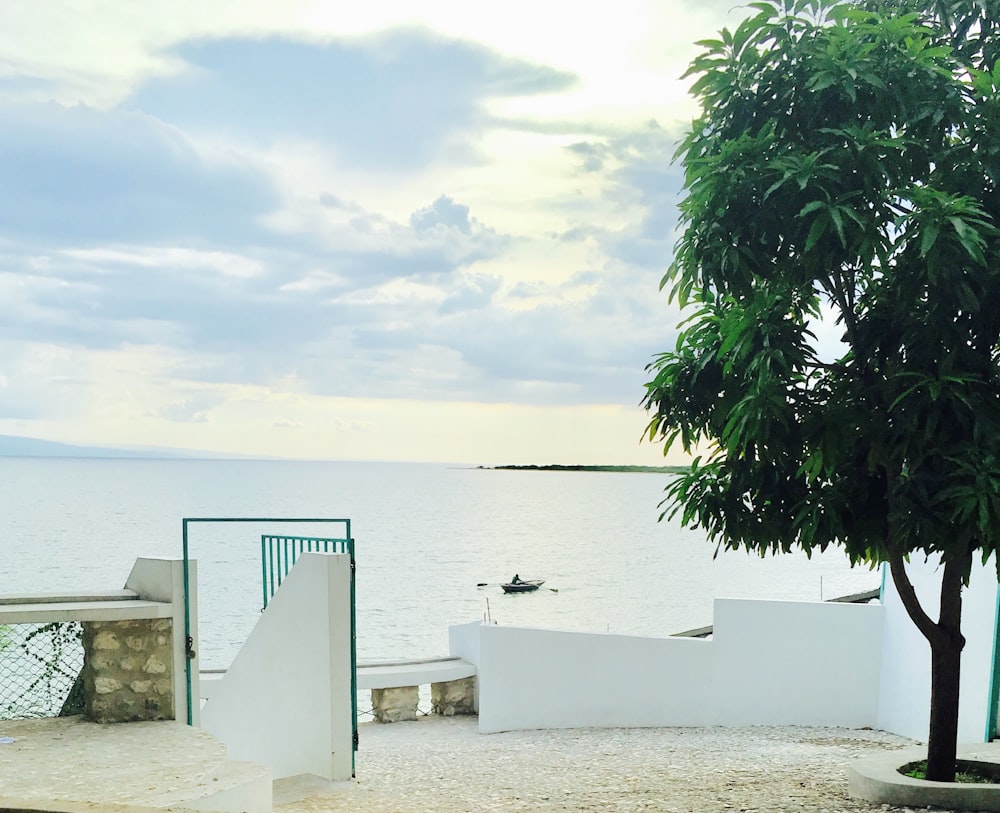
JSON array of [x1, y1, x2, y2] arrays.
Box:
[[0, 458, 880, 668]]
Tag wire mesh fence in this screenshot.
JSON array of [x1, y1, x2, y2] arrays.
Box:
[[0, 621, 85, 719]]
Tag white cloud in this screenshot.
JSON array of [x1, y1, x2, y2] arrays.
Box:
[[63, 247, 266, 279], [0, 0, 738, 462]]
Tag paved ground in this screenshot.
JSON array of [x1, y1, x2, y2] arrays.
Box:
[[274, 716, 935, 813], [0, 714, 259, 810]]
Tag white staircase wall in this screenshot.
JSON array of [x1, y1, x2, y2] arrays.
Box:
[[200, 553, 353, 781], [474, 597, 883, 734]]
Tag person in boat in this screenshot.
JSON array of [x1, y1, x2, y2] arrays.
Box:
[[511, 574, 521, 584]]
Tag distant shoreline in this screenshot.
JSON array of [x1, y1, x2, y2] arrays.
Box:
[[479, 464, 687, 474]]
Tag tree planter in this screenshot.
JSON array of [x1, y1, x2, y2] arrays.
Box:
[[849, 745, 1000, 811]]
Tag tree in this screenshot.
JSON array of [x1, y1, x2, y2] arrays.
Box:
[[643, 0, 1000, 782]]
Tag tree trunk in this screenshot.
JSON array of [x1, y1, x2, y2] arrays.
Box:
[[925, 554, 967, 782], [926, 633, 963, 781], [888, 551, 968, 783]]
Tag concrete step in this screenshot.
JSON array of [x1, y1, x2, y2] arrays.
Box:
[[142, 758, 272, 813]]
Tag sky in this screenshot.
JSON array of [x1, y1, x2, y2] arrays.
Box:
[[0, 0, 752, 465]]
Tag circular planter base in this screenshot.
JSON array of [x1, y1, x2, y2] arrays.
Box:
[[849, 744, 1000, 811]]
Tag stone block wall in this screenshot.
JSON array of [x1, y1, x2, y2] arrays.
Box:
[[80, 618, 175, 722], [371, 686, 418, 723], [431, 676, 476, 716], [370, 677, 478, 722]]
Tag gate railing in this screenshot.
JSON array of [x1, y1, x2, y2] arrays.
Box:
[[261, 534, 353, 610]]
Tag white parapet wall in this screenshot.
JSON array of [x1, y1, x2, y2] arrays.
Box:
[[200, 552, 354, 781], [472, 597, 884, 734]]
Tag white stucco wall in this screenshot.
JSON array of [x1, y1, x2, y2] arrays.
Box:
[[471, 597, 882, 734], [449, 621, 483, 667], [877, 556, 1000, 743], [460, 561, 1000, 739], [477, 624, 713, 733], [713, 599, 882, 727], [200, 553, 353, 780]]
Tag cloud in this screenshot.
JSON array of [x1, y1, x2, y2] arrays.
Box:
[[566, 141, 608, 173], [562, 120, 685, 270], [0, 184, 525, 401], [0, 134, 680, 410], [438, 273, 502, 315], [334, 418, 373, 432], [0, 340, 92, 422], [127, 30, 575, 170], [153, 397, 215, 423], [411, 195, 475, 235], [0, 102, 280, 248], [283, 257, 679, 407], [0, 40, 687, 431]]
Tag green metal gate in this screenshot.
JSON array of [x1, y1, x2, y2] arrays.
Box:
[[181, 517, 357, 772]]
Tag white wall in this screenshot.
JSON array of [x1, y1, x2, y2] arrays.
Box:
[[713, 599, 882, 727], [124, 556, 196, 726], [471, 598, 882, 734], [200, 553, 353, 781], [478, 624, 713, 733], [463, 562, 1000, 740], [877, 555, 1000, 743], [449, 621, 483, 713], [449, 621, 483, 667]]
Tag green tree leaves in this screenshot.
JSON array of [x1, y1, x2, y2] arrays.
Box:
[[644, 0, 1000, 779]]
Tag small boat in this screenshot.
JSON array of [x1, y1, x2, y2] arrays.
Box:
[[501, 579, 544, 593]]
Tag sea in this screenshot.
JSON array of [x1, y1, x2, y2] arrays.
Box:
[[0, 457, 881, 671]]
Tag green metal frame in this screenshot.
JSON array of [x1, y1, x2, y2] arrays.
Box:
[[986, 587, 1000, 740], [182, 517, 357, 773]]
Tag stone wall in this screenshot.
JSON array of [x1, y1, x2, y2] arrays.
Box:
[[81, 618, 175, 722], [370, 677, 478, 722], [432, 676, 476, 716], [371, 686, 418, 723]]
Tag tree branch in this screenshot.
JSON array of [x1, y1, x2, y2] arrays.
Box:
[[824, 268, 859, 348], [889, 552, 944, 647]]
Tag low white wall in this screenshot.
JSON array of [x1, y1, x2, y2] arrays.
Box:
[[471, 597, 882, 734], [877, 555, 1000, 743], [200, 553, 353, 781]]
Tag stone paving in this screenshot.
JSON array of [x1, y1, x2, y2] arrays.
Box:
[[0, 715, 229, 806], [275, 716, 944, 813]]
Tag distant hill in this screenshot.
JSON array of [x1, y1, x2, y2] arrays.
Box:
[[484, 464, 688, 474], [0, 434, 202, 459]]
